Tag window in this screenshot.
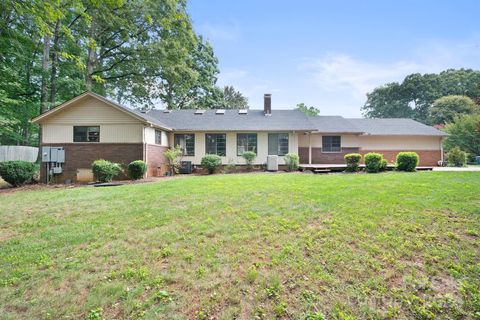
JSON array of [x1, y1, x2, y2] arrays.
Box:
[[322, 136, 341, 152], [73, 126, 100, 142], [268, 133, 289, 156], [205, 133, 226, 156], [155, 130, 162, 145], [174, 134, 195, 156], [237, 133, 257, 156]]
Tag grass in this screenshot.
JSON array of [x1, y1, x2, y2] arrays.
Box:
[[0, 172, 479, 319]]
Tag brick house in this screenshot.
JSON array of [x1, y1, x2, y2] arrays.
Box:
[[31, 92, 447, 183]]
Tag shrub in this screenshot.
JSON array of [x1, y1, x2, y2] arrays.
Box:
[[364, 152, 384, 173], [164, 146, 183, 175], [242, 151, 256, 170], [344, 153, 362, 172], [284, 153, 300, 171], [92, 159, 121, 182], [127, 160, 147, 180], [380, 159, 388, 171], [201, 154, 222, 174], [446, 147, 467, 167], [396, 152, 419, 172], [0, 161, 37, 186]]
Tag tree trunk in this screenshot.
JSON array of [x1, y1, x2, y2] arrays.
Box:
[[40, 34, 50, 114], [85, 15, 96, 90], [49, 20, 61, 104], [37, 34, 50, 159]]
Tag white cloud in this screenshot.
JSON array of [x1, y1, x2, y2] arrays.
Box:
[[300, 54, 422, 101], [213, 36, 480, 115], [297, 37, 480, 114]]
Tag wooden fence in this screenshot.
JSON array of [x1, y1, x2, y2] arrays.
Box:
[[0, 146, 38, 162]]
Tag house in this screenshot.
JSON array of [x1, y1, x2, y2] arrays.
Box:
[[31, 92, 447, 182]]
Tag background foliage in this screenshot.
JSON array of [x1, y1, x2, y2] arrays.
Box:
[[0, 0, 248, 146]]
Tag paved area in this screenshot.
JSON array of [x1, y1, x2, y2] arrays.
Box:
[[433, 166, 480, 171]]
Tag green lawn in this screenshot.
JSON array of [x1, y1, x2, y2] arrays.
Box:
[[1, 172, 479, 319]]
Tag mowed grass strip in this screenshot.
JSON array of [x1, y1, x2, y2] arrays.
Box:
[[0, 172, 479, 319]]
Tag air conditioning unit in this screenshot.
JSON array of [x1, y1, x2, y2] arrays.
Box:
[[179, 161, 193, 174], [267, 155, 278, 171]]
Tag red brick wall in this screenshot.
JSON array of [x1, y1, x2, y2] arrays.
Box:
[[40, 143, 144, 183], [360, 150, 441, 166], [298, 147, 360, 164], [299, 147, 441, 166], [146, 144, 168, 177]]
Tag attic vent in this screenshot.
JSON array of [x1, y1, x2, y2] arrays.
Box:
[[163, 109, 171, 113], [215, 109, 225, 115], [194, 110, 205, 115], [238, 109, 248, 115]]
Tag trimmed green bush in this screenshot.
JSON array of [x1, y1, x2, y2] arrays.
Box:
[[201, 154, 222, 174], [380, 159, 388, 171], [396, 152, 419, 172], [0, 161, 37, 186], [242, 151, 256, 170], [127, 160, 147, 180], [344, 153, 362, 172], [92, 159, 121, 182], [446, 147, 467, 167], [364, 153, 384, 173], [284, 153, 300, 171]]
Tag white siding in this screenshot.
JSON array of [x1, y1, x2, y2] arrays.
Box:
[[358, 135, 442, 150], [298, 133, 441, 151], [144, 127, 169, 146], [40, 96, 146, 143], [169, 131, 300, 165], [42, 124, 143, 143], [298, 134, 359, 148], [46, 96, 139, 124]]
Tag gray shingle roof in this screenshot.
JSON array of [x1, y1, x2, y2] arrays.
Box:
[[347, 118, 448, 136], [144, 107, 447, 136], [307, 116, 363, 133], [146, 109, 317, 131]]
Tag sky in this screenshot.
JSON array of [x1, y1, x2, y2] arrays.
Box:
[[188, 0, 480, 116]]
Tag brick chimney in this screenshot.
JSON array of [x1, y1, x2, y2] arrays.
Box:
[[264, 93, 272, 115]]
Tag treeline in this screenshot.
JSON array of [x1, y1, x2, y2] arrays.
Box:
[[0, 0, 248, 146], [362, 69, 480, 125]]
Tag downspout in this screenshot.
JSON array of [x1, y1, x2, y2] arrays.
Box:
[[143, 125, 148, 178], [308, 132, 312, 165], [440, 137, 444, 165]]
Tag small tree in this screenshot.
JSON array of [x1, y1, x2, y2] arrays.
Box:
[[284, 153, 300, 171], [344, 153, 362, 172], [242, 151, 256, 170], [444, 113, 480, 160], [446, 147, 467, 167], [164, 146, 183, 175], [201, 154, 222, 174]]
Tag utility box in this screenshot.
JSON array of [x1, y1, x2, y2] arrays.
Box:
[[41, 146, 51, 162], [267, 155, 278, 171], [476, 156, 480, 165], [42, 146, 65, 163]]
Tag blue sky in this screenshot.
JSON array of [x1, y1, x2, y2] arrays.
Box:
[[188, 0, 480, 116]]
